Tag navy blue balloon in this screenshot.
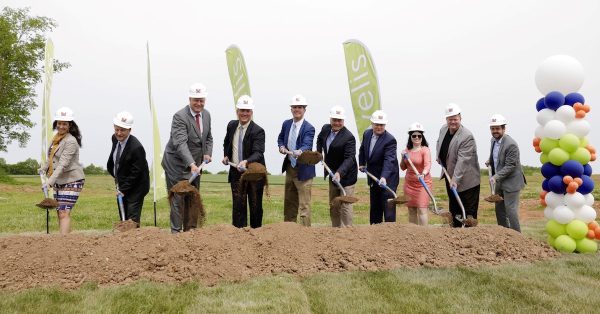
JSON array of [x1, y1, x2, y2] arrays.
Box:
[[536, 97, 546, 111], [544, 91, 565, 111], [583, 164, 592, 176], [548, 175, 566, 194], [542, 179, 549, 192], [565, 92, 585, 106], [560, 160, 584, 178], [577, 175, 595, 194], [541, 162, 561, 179]]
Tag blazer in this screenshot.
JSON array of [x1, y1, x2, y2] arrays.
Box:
[[44, 133, 85, 186], [436, 125, 480, 192], [488, 134, 526, 193], [162, 106, 213, 181], [223, 120, 266, 183], [277, 119, 316, 181], [358, 129, 399, 190], [107, 134, 150, 198], [316, 124, 358, 187]]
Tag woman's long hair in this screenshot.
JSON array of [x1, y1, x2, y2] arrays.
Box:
[[406, 131, 429, 150], [52, 120, 82, 147]]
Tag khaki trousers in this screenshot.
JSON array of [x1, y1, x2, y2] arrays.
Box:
[[284, 165, 313, 226], [328, 181, 355, 227]]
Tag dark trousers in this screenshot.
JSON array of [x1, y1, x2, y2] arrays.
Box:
[[118, 193, 144, 225], [369, 185, 397, 224], [445, 181, 480, 228], [230, 171, 264, 228]]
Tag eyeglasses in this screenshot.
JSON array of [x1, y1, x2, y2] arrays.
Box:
[[411, 134, 422, 139]]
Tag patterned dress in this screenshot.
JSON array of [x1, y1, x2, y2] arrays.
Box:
[[400, 147, 433, 208]]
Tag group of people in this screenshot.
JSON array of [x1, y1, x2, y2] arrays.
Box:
[[40, 82, 526, 235]]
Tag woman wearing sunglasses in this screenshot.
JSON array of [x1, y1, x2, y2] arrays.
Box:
[[400, 122, 433, 226]]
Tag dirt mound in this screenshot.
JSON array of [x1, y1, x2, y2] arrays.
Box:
[[0, 223, 558, 290]]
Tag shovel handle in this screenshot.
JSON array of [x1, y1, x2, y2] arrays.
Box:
[[487, 165, 496, 194], [116, 190, 126, 221], [442, 166, 466, 226], [365, 170, 397, 198], [38, 170, 49, 198], [322, 161, 346, 196], [228, 161, 246, 172], [188, 160, 209, 183]]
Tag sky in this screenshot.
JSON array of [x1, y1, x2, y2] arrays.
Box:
[[2, 0, 600, 177]]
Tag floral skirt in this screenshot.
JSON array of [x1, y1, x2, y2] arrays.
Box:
[[53, 179, 85, 211]]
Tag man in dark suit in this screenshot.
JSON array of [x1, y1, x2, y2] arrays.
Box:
[[316, 106, 358, 227], [358, 110, 400, 224], [486, 114, 526, 232], [277, 95, 316, 226], [107, 111, 150, 226], [222, 95, 266, 228], [162, 83, 213, 233]]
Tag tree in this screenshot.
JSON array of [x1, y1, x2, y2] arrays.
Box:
[[83, 163, 108, 175], [0, 7, 69, 152]]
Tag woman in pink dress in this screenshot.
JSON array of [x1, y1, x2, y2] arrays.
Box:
[[399, 122, 432, 225]]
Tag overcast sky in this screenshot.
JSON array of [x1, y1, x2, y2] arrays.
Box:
[[2, 0, 599, 177]]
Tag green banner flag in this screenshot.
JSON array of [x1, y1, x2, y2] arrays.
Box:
[[147, 42, 167, 201], [225, 45, 251, 106], [41, 39, 54, 166], [343, 39, 381, 141]]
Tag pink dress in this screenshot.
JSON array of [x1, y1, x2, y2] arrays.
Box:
[[400, 147, 433, 208]]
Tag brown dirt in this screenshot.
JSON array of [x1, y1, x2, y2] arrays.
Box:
[[35, 198, 58, 209], [0, 222, 558, 291], [297, 151, 322, 165], [168, 184, 206, 228], [113, 219, 138, 232], [484, 194, 504, 203]]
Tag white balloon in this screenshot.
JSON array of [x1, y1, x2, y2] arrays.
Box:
[[555, 105, 576, 124], [574, 205, 597, 223], [545, 192, 564, 208], [544, 206, 554, 220], [535, 125, 545, 138], [535, 55, 585, 95], [584, 193, 595, 206], [564, 192, 586, 209], [536, 109, 555, 126], [553, 205, 575, 224], [543, 120, 566, 139], [566, 119, 591, 138]]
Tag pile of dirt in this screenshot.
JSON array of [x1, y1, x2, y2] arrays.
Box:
[[0, 223, 558, 290]]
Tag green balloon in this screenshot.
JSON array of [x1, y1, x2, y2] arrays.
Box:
[[546, 220, 567, 238], [576, 238, 598, 253], [555, 235, 576, 253], [540, 153, 549, 164], [547, 235, 556, 248], [580, 136, 589, 148], [540, 138, 559, 154], [548, 147, 569, 166], [559, 134, 580, 153], [566, 220, 588, 240], [570, 147, 591, 165]]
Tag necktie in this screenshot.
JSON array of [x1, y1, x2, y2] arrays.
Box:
[[288, 123, 298, 167], [237, 125, 244, 163], [326, 131, 336, 151], [115, 142, 122, 175], [195, 113, 201, 134], [369, 135, 378, 157]]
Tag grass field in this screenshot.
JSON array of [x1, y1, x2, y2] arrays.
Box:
[[0, 174, 599, 313]]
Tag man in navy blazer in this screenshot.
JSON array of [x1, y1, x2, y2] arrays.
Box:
[[358, 110, 400, 224], [277, 95, 316, 226]]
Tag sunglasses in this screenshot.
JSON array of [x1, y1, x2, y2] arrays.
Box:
[[411, 134, 422, 139]]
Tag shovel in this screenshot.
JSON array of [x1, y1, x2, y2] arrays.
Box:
[[113, 184, 137, 232], [484, 165, 503, 203], [362, 169, 406, 205], [170, 160, 209, 194], [35, 170, 57, 234], [228, 161, 247, 172], [441, 167, 478, 227], [285, 149, 323, 165], [322, 160, 358, 205], [402, 153, 444, 215]]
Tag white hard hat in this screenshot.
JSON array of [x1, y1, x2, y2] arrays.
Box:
[[408, 122, 425, 132], [236, 95, 255, 110], [113, 111, 134, 129], [489, 114, 507, 126], [54, 107, 74, 122], [188, 82, 208, 98], [444, 103, 461, 117], [369, 110, 388, 124], [329, 106, 346, 119], [290, 94, 307, 106]]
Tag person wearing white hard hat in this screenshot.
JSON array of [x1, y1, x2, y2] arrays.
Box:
[[436, 103, 481, 227], [222, 95, 266, 228], [40, 107, 85, 234], [107, 111, 150, 226], [400, 122, 433, 226], [485, 114, 525, 232], [358, 110, 400, 224], [162, 83, 213, 233], [277, 95, 316, 226], [316, 105, 358, 227]]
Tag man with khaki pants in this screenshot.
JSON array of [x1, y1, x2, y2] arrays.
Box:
[[277, 95, 316, 226]]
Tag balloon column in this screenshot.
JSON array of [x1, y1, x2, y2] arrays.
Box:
[[533, 55, 598, 253]]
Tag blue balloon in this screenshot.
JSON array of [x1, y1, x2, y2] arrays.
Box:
[[536, 97, 546, 111], [583, 164, 592, 176], [560, 160, 584, 178], [578, 175, 595, 194], [565, 92, 585, 106], [544, 91, 565, 111], [541, 162, 561, 179], [549, 175, 566, 194], [542, 179, 550, 192]]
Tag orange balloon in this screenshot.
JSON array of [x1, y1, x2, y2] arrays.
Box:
[[563, 176, 574, 184], [574, 178, 583, 186], [534, 146, 542, 153], [596, 231, 600, 240], [589, 221, 600, 230], [591, 154, 597, 162], [573, 102, 583, 110], [540, 199, 547, 207], [576, 110, 586, 118], [583, 104, 591, 112], [533, 137, 541, 146], [588, 230, 596, 239], [587, 145, 596, 154], [540, 190, 548, 199], [567, 183, 578, 194]]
